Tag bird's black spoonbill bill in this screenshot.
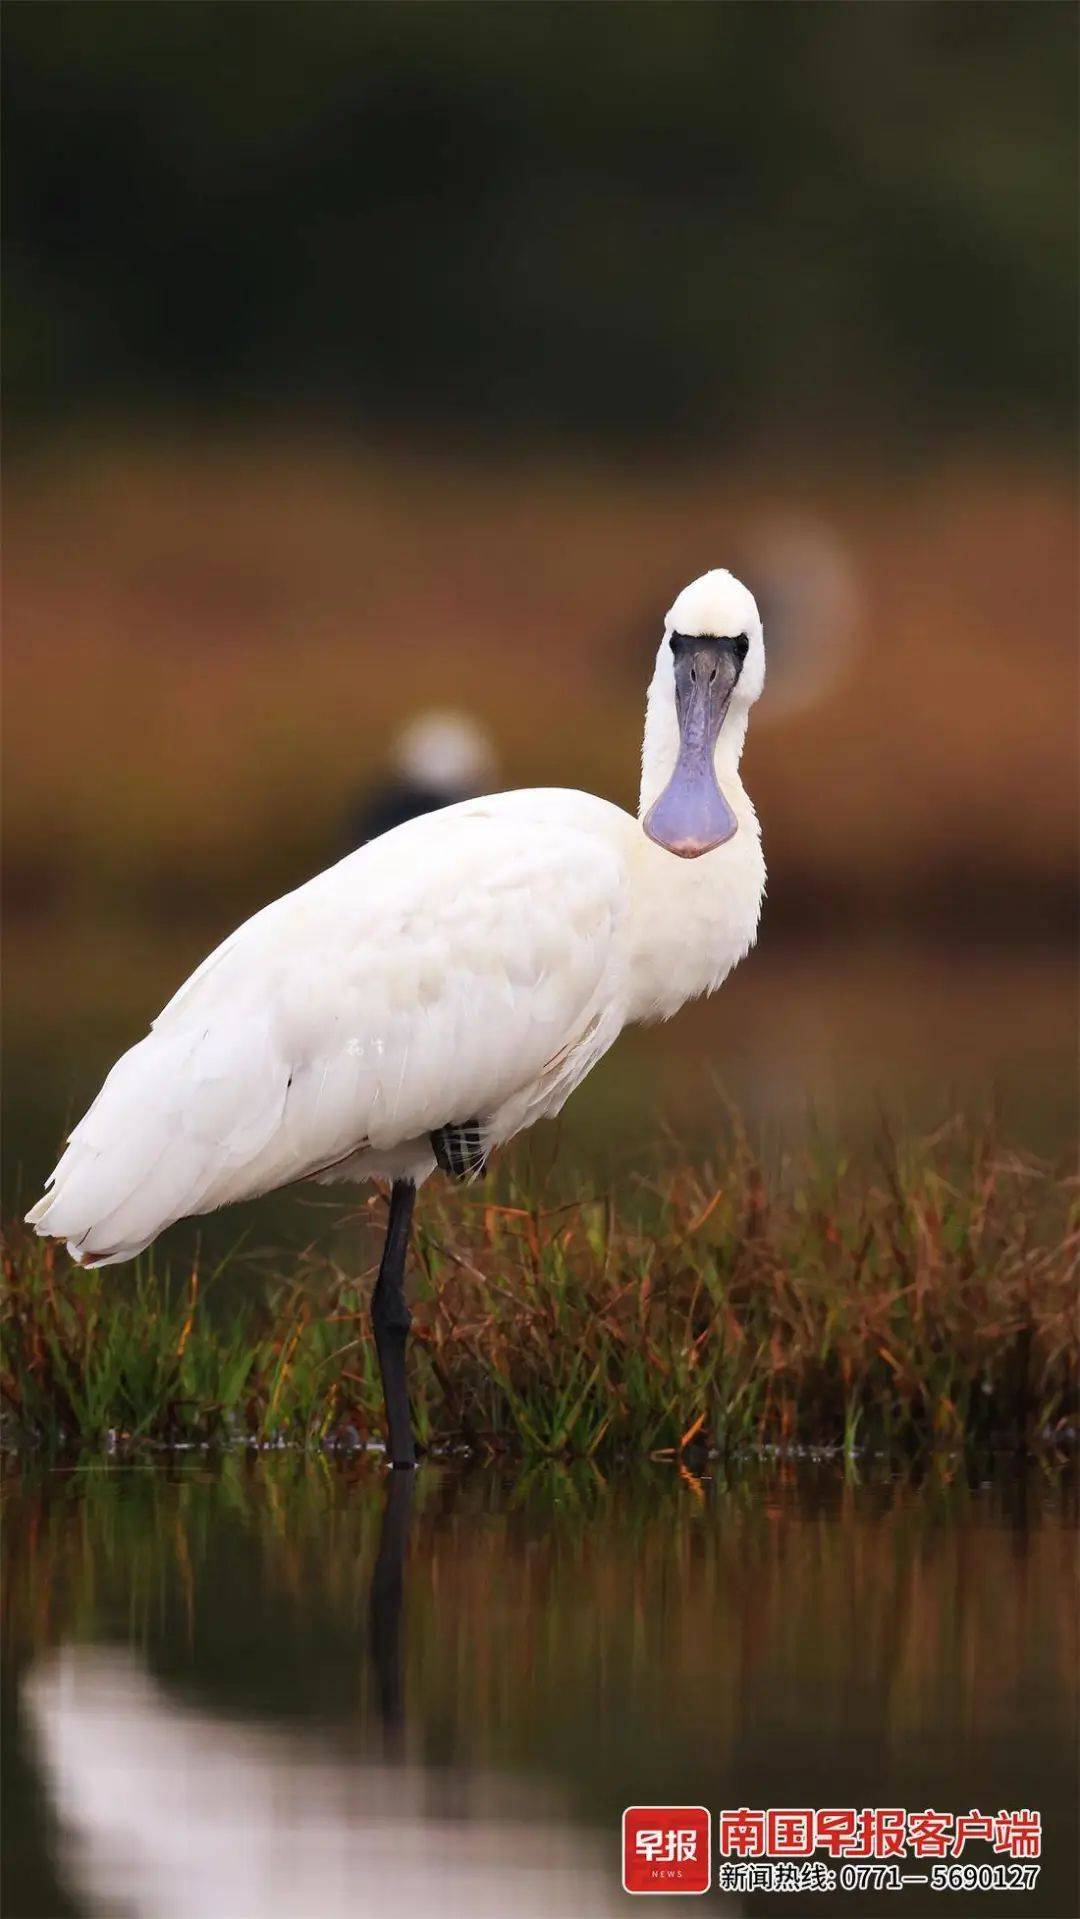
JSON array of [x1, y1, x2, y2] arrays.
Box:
[[28, 569, 767, 1467]]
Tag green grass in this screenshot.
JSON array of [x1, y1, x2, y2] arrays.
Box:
[[3, 1120, 1076, 1461]]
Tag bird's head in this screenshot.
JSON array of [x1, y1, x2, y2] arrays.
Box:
[[642, 569, 765, 859]]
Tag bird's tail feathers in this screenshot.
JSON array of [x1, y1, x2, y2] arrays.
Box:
[[25, 1016, 286, 1267]]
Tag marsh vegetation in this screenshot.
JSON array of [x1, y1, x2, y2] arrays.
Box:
[[4, 1119, 1074, 1462]]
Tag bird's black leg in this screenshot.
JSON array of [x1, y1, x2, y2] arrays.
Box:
[[371, 1178, 417, 1469]]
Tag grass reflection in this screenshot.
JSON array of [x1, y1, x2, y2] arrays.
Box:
[[3, 1456, 1077, 1917]]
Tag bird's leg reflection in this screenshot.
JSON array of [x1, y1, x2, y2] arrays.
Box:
[[368, 1468, 414, 1748]]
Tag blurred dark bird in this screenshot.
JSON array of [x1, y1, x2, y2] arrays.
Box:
[[345, 711, 498, 849]]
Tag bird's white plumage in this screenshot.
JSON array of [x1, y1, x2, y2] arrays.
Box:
[[28, 573, 767, 1267], [29, 795, 631, 1262]]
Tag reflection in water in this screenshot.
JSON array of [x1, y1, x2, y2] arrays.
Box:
[[24, 1646, 623, 1919], [21, 1475, 623, 1919], [4, 1458, 1078, 1919], [369, 1469, 414, 1745]]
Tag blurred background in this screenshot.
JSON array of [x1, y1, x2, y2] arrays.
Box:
[[3, 1, 1077, 1236]]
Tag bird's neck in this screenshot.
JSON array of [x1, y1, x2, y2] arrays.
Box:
[[627, 648, 762, 1026]]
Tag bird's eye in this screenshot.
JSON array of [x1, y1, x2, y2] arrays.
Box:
[[734, 634, 750, 662]]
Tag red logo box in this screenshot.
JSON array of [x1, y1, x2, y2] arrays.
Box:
[[622, 1806, 711, 1895]]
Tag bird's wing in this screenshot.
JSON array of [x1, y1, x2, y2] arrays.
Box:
[[28, 805, 628, 1263]]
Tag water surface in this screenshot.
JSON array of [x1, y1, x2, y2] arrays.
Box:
[[3, 1458, 1076, 1918]]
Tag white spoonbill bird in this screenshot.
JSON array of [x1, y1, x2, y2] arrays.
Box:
[[28, 569, 767, 1467]]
